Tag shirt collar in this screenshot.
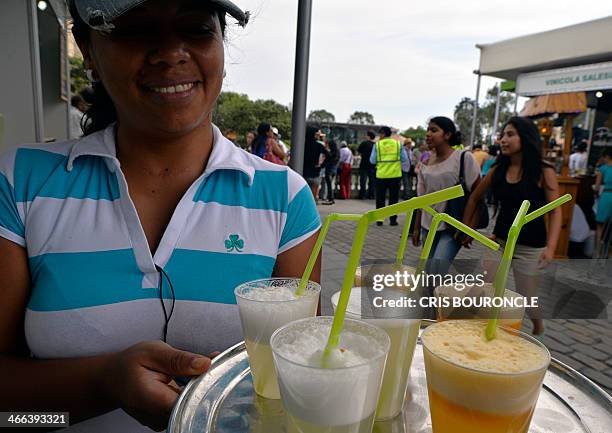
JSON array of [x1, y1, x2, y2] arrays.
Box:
[[67, 123, 255, 185]]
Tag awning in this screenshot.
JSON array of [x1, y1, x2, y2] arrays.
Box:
[[477, 16, 612, 81], [519, 92, 587, 118]]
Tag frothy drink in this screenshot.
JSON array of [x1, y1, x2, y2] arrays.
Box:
[[270, 317, 390, 433], [235, 279, 320, 399], [422, 320, 550, 433], [332, 288, 420, 420]]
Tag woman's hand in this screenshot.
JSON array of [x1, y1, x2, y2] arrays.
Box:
[[538, 248, 554, 269], [102, 341, 212, 431]]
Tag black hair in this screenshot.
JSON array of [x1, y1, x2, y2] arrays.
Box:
[[602, 147, 612, 159], [367, 131, 376, 140], [68, 0, 227, 136], [429, 116, 462, 147], [577, 140, 587, 152], [488, 144, 499, 157], [378, 126, 392, 137], [252, 122, 271, 156], [491, 116, 546, 199], [71, 95, 84, 107], [473, 143, 482, 149], [327, 140, 339, 165]]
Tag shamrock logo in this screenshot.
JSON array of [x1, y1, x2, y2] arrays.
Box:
[[225, 234, 244, 252]]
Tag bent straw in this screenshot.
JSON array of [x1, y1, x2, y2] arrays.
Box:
[[296, 213, 361, 296], [322, 186, 466, 362], [396, 209, 416, 266], [485, 194, 572, 340]]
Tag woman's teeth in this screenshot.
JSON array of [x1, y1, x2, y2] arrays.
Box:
[[150, 83, 195, 94]]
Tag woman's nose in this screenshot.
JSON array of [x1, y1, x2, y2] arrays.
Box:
[[147, 33, 190, 67]]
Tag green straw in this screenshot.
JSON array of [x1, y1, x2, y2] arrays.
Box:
[[296, 213, 362, 296], [485, 194, 572, 340], [322, 185, 468, 361]]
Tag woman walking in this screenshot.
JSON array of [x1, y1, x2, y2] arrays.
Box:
[[412, 117, 480, 275], [463, 116, 562, 336]]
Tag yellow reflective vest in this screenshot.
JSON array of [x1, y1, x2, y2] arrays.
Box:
[[375, 138, 402, 179]]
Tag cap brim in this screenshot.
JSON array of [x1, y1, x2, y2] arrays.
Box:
[[75, 0, 249, 31]]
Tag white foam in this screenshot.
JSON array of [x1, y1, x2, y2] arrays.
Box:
[[240, 286, 298, 301]]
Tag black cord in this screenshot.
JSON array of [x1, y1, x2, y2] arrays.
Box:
[[155, 265, 176, 342]]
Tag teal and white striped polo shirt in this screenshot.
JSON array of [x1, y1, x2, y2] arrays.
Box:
[[0, 124, 319, 431]]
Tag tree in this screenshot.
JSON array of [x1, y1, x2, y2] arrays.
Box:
[[453, 97, 485, 145], [212, 92, 292, 146], [347, 111, 375, 125], [70, 57, 89, 95], [480, 86, 515, 138], [401, 126, 427, 142], [307, 109, 335, 123]]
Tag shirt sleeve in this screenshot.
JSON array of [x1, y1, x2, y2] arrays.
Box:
[[0, 149, 26, 247], [463, 152, 481, 192], [278, 170, 321, 254]]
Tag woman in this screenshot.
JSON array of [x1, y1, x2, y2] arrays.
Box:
[[322, 139, 339, 205], [251, 122, 286, 164], [463, 117, 562, 336], [594, 147, 612, 252], [0, 1, 320, 431], [338, 141, 354, 199], [412, 117, 480, 275]]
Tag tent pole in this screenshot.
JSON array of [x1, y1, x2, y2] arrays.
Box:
[[513, 93, 519, 115], [289, 0, 313, 175], [469, 71, 481, 147], [491, 83, 501, 144]]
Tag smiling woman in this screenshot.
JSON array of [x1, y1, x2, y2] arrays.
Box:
[[0, 1, 320, 432]]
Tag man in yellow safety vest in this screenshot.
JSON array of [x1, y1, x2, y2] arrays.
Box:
[[370, 126, 408, 226]]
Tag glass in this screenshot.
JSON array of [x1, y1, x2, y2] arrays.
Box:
[[235, 278, 320, 399], [270, 316, 390, 433], [421, 320, 550, 433]]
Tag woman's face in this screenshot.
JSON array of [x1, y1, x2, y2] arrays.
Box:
[[80, 0, 224, 137], [500, 124, 522, 156], [425, 122, 450, 150]]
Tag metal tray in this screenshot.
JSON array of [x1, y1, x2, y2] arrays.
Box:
[[169, 324, 612, 433]]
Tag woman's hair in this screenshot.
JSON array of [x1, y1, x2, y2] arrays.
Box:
[[328, 140, 339, 164], [492, 116, 546, 198], [305, 126, 319, 144], [252, 122, 271, 156], [429, 116, 462, 147], [68, 0, 227, 136]]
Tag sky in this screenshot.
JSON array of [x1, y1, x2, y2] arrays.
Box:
[[222, 0, 612, 130]]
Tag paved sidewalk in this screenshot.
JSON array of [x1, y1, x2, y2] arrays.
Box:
[[317, 198, 612, 395]]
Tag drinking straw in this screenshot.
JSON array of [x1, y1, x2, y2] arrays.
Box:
[[485, 194, 572, 340], [322, 185, 468, 361], [296, 213, 362, 296], [395, 209, 416, 266]]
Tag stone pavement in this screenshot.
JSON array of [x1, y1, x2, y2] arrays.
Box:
[[316, 198, 612, 395]]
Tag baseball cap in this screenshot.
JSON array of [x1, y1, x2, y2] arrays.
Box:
[[271, 127, 279, 135], [74, 0, 250, 31]]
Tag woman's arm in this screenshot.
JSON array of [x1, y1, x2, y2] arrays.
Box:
[[273, 231, 321, 283], [0, 237, 213, 431], [540, 167, 562, 265], [463, 168, 495, 228]]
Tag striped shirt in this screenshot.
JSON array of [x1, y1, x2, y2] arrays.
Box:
[[0, 124, 320, 432]]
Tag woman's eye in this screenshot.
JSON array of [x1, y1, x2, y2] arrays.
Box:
[[181, 25, 216, 38], [110, 26, 152, 39]]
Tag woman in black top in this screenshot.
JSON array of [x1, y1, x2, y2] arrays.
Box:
[[463, 117, 561, 336]]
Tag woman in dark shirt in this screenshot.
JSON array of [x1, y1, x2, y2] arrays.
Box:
[[463, 117, 561, 336]]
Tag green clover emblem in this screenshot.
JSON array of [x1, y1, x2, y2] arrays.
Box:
[[225, 234, 244, 252]]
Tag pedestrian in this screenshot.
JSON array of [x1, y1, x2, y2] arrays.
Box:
[[401, 138, 413, 199], [357, 131, 376, 199], [0, 1, 321, 431], [371, 126, 407, 226], [69, 95, 88, 139], [251, 122, 285, 164], [322, 140, 339, 204], [338, 141, 354, 199], [303, 126, 329, 202], [471, 142, 488, 169], [245, 130, 255, 152], [594, 148, 612, 252], [412, 117, 480, 273], [569, 140, 588, 176], [463, 116, 562, 336]]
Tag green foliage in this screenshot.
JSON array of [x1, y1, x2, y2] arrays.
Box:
[[481, 86, 515, 136], [454, 97, 485, 144], [347, 111, 375, 125], [401, 125, 427, 142], [308, 109, 335, 123], [213, 92, 292, 146], [69, 57, 89, 95]]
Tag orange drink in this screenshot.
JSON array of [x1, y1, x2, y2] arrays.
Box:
[[421, 320, 549, 433]]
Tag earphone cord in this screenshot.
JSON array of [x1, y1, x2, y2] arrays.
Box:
[[155, 265, 176, 343]]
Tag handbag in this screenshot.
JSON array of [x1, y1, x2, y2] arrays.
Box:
[[445, 151, 489, 230]]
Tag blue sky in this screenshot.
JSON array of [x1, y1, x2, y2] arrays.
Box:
[[223, 1, 612, 130]]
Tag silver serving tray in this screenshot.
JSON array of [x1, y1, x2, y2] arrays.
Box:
[[169, 324, 612, 433]]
